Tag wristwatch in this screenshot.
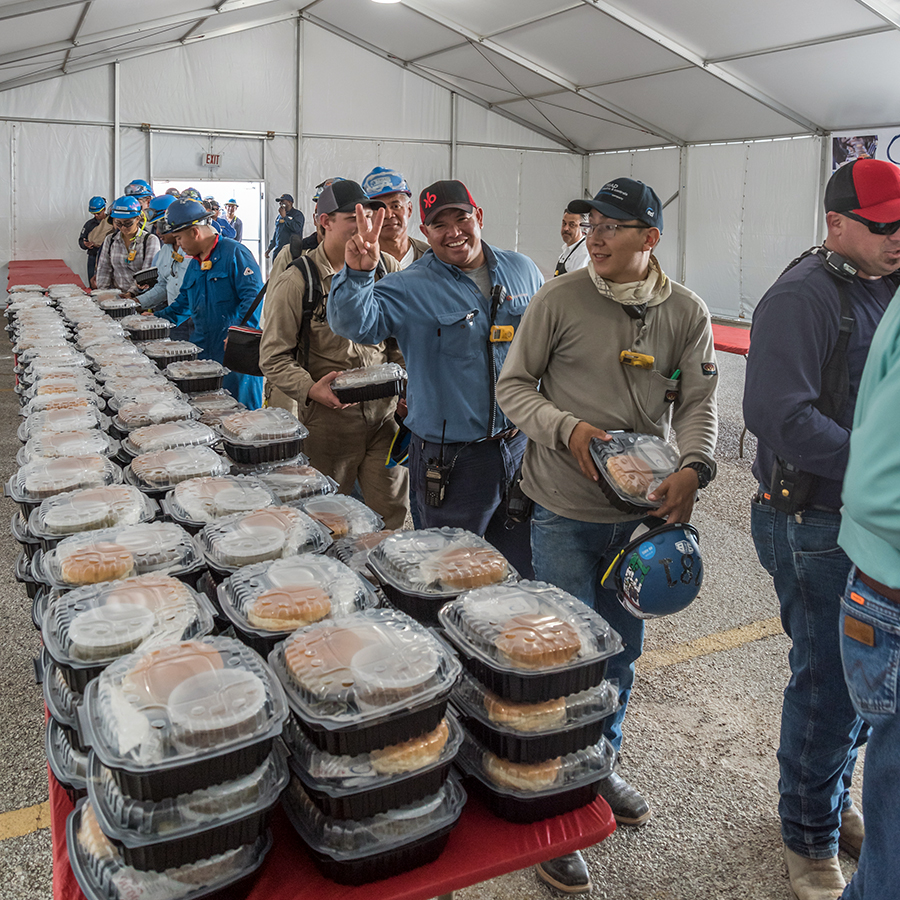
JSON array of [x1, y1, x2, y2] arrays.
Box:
[[681, 461, 712, 489]]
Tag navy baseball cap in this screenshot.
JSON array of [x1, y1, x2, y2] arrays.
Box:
[[317, 180, 385, 216], [419, 180, 477, 226], [276, 193, 294, 203], [825, 159, 900, 221], [569, 178, 663, 231]]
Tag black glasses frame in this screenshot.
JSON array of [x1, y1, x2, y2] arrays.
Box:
[[842, 211, 900, 236]]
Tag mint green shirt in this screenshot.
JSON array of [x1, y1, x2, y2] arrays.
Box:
[[839, 287, 900, 588]]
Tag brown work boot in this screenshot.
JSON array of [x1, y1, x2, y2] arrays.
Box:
[[783, 845, 845, 900], [839, 803, 864, 860]]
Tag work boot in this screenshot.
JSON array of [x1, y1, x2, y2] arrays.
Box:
[[783, 845, 845, 900], [534, 851, 592, 894], [596, 772, 651, 825], [838, 803, 864, 860]]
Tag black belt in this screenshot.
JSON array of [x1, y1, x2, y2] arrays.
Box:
[[486, 428, 519, 441], [753, 490, 839, 514], [858, 571, 900, 605]]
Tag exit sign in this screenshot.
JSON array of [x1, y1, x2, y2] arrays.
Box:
[[204, 153, 222, 167]]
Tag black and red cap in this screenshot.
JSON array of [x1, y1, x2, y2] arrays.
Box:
[[825, 159, 900, 222], [419, 180, 477, 226]]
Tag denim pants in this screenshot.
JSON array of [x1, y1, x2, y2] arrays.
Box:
[[750, 497, 867, 858], [840, 569, 900, 900], [530, 503, 645, 753], [408, 431, 532, 578]]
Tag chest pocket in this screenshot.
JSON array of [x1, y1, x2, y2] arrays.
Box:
[[435, 309, 480, 360], [625, 368, 680, 424], [495, 295, 529, 327]]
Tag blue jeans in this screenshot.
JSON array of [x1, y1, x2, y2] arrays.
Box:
[[409, 431, 532, 578], [840, 569, 900, 900], [750, 497, 867, 858], [530, 503, 645, 753]]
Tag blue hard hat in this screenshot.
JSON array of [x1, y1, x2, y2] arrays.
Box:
[[180, 188, 202, 202], [164, 198, 211, 233], [312, 177, 345, 203], [146, 194, 177, 226], [109, 196, 142, 219], [203, 194, 215, 202], [601, 522, 703, 619], [362, 167, 412, 199], [88, 196, 106, 213], [226, 198, 238, 206], [124, 181, 152, 199]]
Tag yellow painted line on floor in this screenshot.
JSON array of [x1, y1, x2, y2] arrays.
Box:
[[639, 616, 783, 672], [0, 801, 51, 841]]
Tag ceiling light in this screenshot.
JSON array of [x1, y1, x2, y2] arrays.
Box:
[[371, 0, 402, 4]]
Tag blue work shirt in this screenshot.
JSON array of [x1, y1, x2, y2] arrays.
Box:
[[139, 243, 191, 311], [210, 217, 237, 240], [267, 207, 304, 256], [158, 236, 264, 408], [328, 244, 544, 443]]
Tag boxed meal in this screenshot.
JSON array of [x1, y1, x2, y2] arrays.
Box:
[[17, 407, 108, 442], [112, 398, 197, 435], [297, 494, 384, 541], [589, 432, 680, 514], [18, 429, 117, 466], [164, 360, 228, 394], [125, 446, 230, 494], [237, 459, 336, 504], [121, 421, 215, 458], [184, 390, 245, 427], [121, 314, 172, 342], [140, 340, 201, 369], [330, 363, 407, 404], [161, 476, 279, 532], [21, 390, 104, 418], [10, 509, 41, 560], [47, 715, 88, 803], [42, 650, 86, 745], [6, 455, 123, 514], [216, 408, 307, 465], [98, 296, 140, 319], [329, 530, 396, 585]]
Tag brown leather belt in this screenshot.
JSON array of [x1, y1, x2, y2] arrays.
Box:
[[486, 428, 519, 441], [858, 571, 900, 605]]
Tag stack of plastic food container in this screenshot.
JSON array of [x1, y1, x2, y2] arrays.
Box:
[[297, 494, 384, 542], [329, 363, 407, 404], [216, 407, 308, 466], [139, 340, 201, 370], [163, 360, 229, 394], [366, 527, 517, 626], [269, 607, 465, 883], [161, 475, 280, 533], [232, 457, 337, 504], [438, 581, 622, 822], [67, 635, 289, 898], [40, 574, 217, 801]]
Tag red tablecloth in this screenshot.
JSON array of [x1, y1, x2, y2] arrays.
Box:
[[50, 771, 615, 900], [712, 323, 750, 357], [7, 259, 85, 291]]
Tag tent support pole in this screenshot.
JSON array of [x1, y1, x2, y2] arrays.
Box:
[[816, 134, 829, 245], [113, 61, 120, 202], [450, 92, 457, 179], [677, 144, 689, 285], [295, 16, 303, 201], [582, 154, 590, 199]]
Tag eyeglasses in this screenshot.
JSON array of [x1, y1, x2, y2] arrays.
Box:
[[114, 218, 138, 228], [583, 222, 649, 237], [842, 211, 900, 236]]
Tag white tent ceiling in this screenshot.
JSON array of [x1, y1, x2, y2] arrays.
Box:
[[1, 0, 899, 152]]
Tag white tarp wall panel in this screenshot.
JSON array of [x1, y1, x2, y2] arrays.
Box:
[[456, 146, 521, 259], [117, 24, 297, 134], [455, 99, 570, 152], [151, 134, 264, 181], [263, 135, 298, 253], [684, 137, 819, 319], [589, 148, 681, 284], [0, 67, 112, 124], [121, 130, 149, 189]]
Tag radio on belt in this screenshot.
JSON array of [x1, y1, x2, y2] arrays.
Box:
[[619, 350, 655, 369]]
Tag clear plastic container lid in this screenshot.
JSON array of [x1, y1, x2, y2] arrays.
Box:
[[197, 507, 332, 571], [452, 668, 618, 735], [19, 430, 116, 465], [49, 283, 85, 295], [86, 744, 288, 844], [284, 711, 462, 788], [367, 527, 514, 598], [91, 289, 124, 299], [25, 375, 99, 400], [104, 379, 179, 405], [438, 581, 624, 674], [47, 716, 88, 788], [43, 574, 216, 668], [22, 349, 90, 372], [166, 476, 279, 525], [8, 455, 122, 503], [330, 531, 397, 584], [82, 636, 289, 772], [126, 446, 230, 491], [121, 314, 173, 334], [88, 347, 145, 369], [95, 361, 162, 382], [246, 461, 337, 504], [43, 650, 83, 727], [123, 420, 217, 457], [98, 297, 139, 312], [185, 390, 246, 426], [28, 485, 157, 539], [164, 360, 228, 380], [68, 800, 272, 900], [297, 495, 384, 540], [284, 772, 465, 860], [330, 363, 407, 389], [16, 340, 76, 362], [37, 521, 201, 587], [589, 432, 679, 509], [270, 607, 461, 729], [217, 408, 307, 447], [17, 407, 107, 441], [218, 554, 379, 637], [21, 391, 103, 418], [140, 340, 201, 362], [8, 283, 45, 292], [14, 328, 71, 350], [115, 399, 197, 431]]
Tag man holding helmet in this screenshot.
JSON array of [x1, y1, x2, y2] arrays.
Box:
[[496, 176, 716, 894], [155, 198, 264, 408], [94, 195, 160, 293]]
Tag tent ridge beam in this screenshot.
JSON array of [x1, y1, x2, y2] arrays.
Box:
[[708, 25, 894, 63], [849, 0, 900, 30]]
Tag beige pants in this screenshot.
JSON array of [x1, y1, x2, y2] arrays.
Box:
[[301, 402, 409, 530]]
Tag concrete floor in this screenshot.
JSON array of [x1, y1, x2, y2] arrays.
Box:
[[0, 334, 864, 900]]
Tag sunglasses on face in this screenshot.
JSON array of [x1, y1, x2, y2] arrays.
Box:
[[843, 211, 900, 235], [115, 218, 138, 228]]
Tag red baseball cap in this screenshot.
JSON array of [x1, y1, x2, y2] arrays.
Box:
[[419, 180, 477, 226], [825, 159, 900, 222]]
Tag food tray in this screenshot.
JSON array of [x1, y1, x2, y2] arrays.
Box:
[[47, 716, 88, 802], [17, 340, 80, 364], [450, 669, 618, 763], [22, 375, 99, 400], [17, 408, 108, 443], [161, 475, 279, 532], [184, 390, 245, 426], [67, 801, 272, 900], [42, 649, 84, 731], [6, 455, 123, 512], [455, 730, 615, 823], [330, 363, 407, 403], [86, 746, 287, 871], [18, 430, 117, 467], [217, 554, 380, 654], [80, 636, 289, 801], [217, 408, 308, 465], [134, 266, 158, 287], [140, 340, 201, 369], [11, 511, 41, 560], [589, 432, 680, 514], [28, 485, 157, 547], [282, 772, 465, 885], [239, 459, 336, 504], [34, 521, 204, 590], [21, 391, 104, 417], [98, 296, 140, 318], [101, 376, 173, 403], [164, 360, 228, 394], [121, 420, 217, 458], [268, 607, 461, 756], [283, 710, 462, 819], [107, 387, 184, 417], [438, 581, 623, 703], [42, 574, 217, 692], [297, 494, 384, 540], [328, 530, 396, 584], [112, 398, 197, 434], [124, 446, 230, 494], [197, 507, 332, 575], [15, 549, 41, 598], [94, 360, 162, 383]]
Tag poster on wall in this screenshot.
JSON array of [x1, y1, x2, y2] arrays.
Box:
[[830, 127, 900, 170]]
